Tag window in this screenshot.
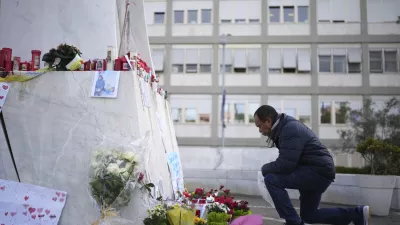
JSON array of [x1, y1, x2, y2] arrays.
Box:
[[320, 102, 332, 124], [298, 6, 308, 22], [199, 113, 210, 123], [333, 55, 346, 73], [235, 19, 246, 24], [233, 49, 246, 73], [174, 10, 184, 23], [249, 19, 260, 23], [248, 103, 259, 123], [152, 49, 164, 73], [234, 103, 245, 123], [188, 10, 198, 24], [299, 115, 311, 124], [247, 49, 261, 74], [171, 108, 181, 123], [185, 108, 197, 123], [220, 65, 233, 73], [319, 56, 331, 72], [384, 50, 398, 73], [200, 65, 211, 73], [348, 48, 362, 73], [172, 64, 184, 73], [221, 19, 232, 23], [348, 63, 361, 73], [201, 9, 212, 23], [223, 103, 232, 123], [335, 102, 348, 124], [269, 6, 280, 22], [283, 6, 295, 22], [186, 64, 197, 73], [154, 12, 165, 24], [369, 51, 383, 73]]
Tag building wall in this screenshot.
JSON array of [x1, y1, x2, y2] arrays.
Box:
[[145, 0, 400, 152]]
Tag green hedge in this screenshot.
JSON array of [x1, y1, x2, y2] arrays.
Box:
[[335, 166, 371, 175]]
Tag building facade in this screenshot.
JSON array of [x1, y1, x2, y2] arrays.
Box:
[[144, 0, 400, 152]]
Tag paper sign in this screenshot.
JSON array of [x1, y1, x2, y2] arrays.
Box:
[[91, 71, 120, 98], [166, 152, 184, 199], [140, 79, 151, 108], [0, 179, 67, 225], [0, 82, 10, 113], [155, 112, 164, 135]]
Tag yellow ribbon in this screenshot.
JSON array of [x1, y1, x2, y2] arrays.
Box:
[[0, 67, 54, 82], [91, 207, 119, 225]]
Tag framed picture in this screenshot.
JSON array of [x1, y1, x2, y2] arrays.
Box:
[[91, 71, 120, 98]]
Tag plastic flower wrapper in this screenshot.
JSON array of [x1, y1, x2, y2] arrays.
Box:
[[232, 201, 252, 221], [257, 171, 275, 207], [167, 203, 196, 225], [89, 133, 152, 225]]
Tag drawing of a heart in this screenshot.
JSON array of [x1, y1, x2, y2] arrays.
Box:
[[59, 198, 64, 202], [24, 195, 29, 201], [23, 204, 29, 208], [45, 209, 50, 215], [11, 212, 16, 216], [0, 185, 5, 190], [62, 193, 66, 197], [2, 85, 8, 90], [32, 215, 36, 219], [56, 192, 60, 197], [23, 212, 27, 216], [52, 197, 57, 201], [28, 207, 36, 214], [0, 96, 3, 100], [37, 208, 43, 213], [4, 212, 8, 216]]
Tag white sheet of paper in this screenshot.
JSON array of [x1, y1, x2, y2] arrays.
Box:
[[166, 152, 184, 199], [155, 111, 164, 135], [0, 179, 67, 225], [257, 171, 275, 207], [140, 79, 151, 108], [0, 83, 11, 113]]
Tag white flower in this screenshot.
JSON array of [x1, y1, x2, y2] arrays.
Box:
[[206, 196, 215, 203], [122, 171, 130, 180], [122, 151, 135, 162], [106, 163, 120, 175]]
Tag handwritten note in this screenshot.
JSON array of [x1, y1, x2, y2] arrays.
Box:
[[166, 152, 184, 199], [0, 82, 10, 113], [0, 179, 67, 225], [140, 79, 151, 108]]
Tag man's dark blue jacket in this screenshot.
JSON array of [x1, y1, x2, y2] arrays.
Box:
[[261, 113, 336, 181]]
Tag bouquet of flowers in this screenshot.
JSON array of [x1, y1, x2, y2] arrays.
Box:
[[194, 216, 206, 225], [205, 202, 231, 225], [232, 201, 252, 220], [143, 204, 168, 225], [167, 203, 196, 225], [42, 43, 83, 71]]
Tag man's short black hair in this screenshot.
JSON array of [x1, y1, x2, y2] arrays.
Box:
[[254, 105, 278, 122]]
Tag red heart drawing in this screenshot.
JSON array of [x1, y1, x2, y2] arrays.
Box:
[[4, 212, 8, 216], [62, 193, 66, 197], [28, 207, 36, 214], [23, 204, 29, 208], [0, 185, 5, 191], [0, 96, 3, 100], [45, 209, 50, 215], [52, 197, 57, 201], [2, 85, 8, 90], [37, 208, 43, 213], [23, 212, 27, 216], [32, 215, 36, 219], [11, 212, 16, 216], [24, 196, 29, 201], [56, 192, 60, 197], [59, 198, 64, 202]]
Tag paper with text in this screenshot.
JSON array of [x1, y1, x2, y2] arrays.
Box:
[[166, 152, 184, 199]]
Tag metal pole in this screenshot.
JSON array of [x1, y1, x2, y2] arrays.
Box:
[[221, 40, 226, 148]]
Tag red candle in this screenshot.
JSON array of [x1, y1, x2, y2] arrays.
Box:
[[0, 49, 4, 69], [84, 60, 91, 71], [21, 61, 30, 71], [114, 58, 122, 71], [91, 61, 96, 70], [2, 48, 12, 61], [31, 50, 41, 71], [5, 61, 12, 72], [95, 59, 106, 71], [13, 57, 21, 71]]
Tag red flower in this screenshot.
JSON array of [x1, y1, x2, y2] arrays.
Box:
[[219, 185, 225, 190], [196, 209, 200, 217], [138, 172, 144, 182], [228, 209, 234, 215], [224, 189, 231, 195], [195, 188, 204, 195]]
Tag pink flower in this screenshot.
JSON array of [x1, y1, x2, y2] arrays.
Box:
[[138, 172, 144, 182]]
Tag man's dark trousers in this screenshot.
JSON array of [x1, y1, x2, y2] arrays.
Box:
[[264, 167, 359, 225]]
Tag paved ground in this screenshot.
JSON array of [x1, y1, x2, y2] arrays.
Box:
[[237, 195, 400, 225]]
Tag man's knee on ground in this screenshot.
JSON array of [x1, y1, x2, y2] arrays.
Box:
[[264, 173, 279, 187], [300, 211, 317, 224]]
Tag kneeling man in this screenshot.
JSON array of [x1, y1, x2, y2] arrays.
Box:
[[254, 105, 370, 225]]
